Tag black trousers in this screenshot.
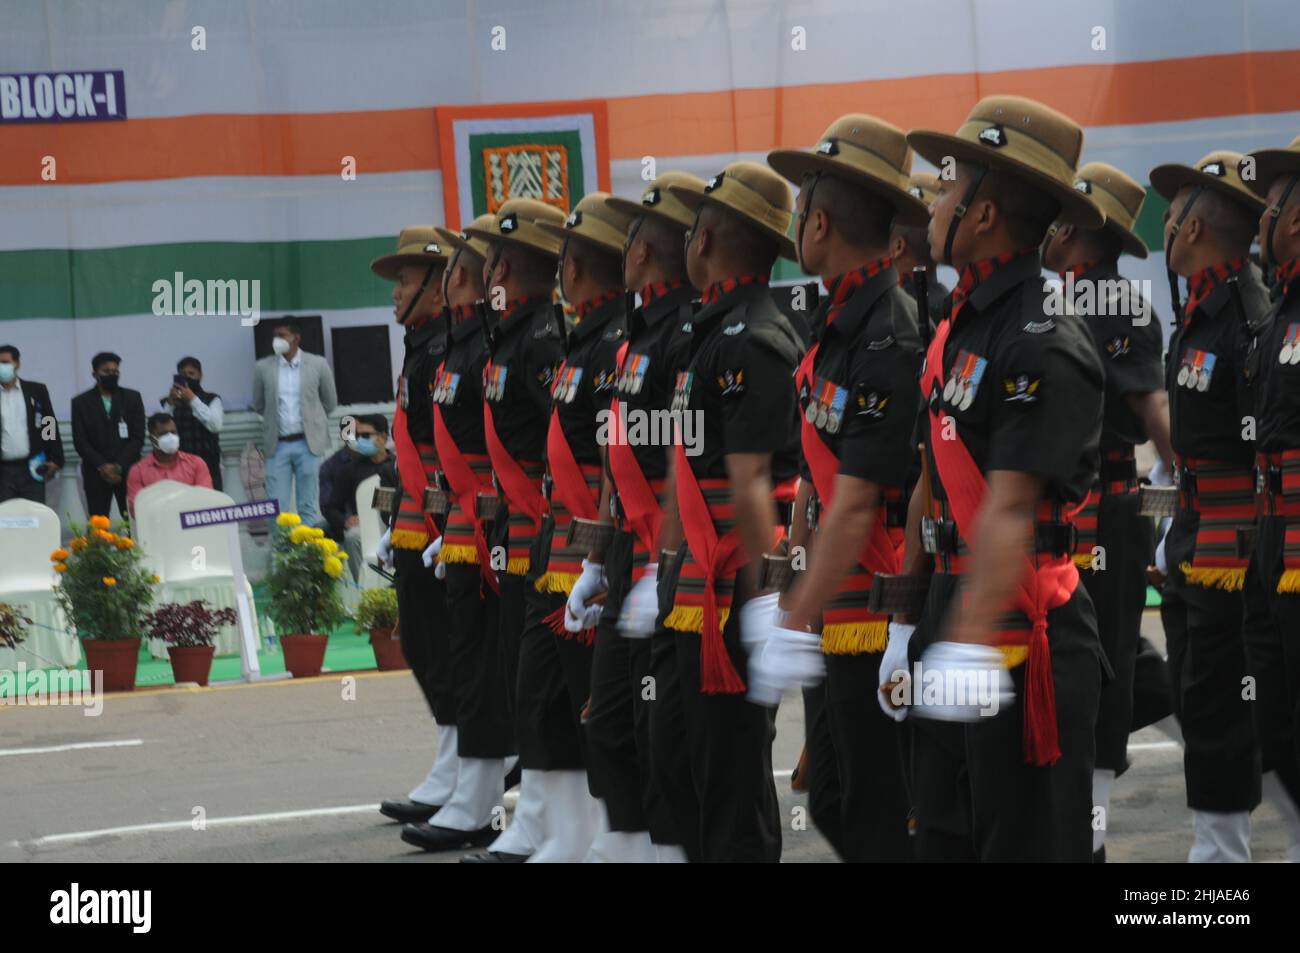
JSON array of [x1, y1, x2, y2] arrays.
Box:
[[0, 460, 44, 503], [647, 626, 700, 854], [515, 588, 593, 770], [83, 465, 128, 519], [392, 549, 454, 724], [445, 562, 512, 758], [585, 529, 659, 832], [1131, 636, 1176, 732], [802, 652, 913, 862], [1080, 489, 1164, 773], [910, 576, 1103, 862], [1243, 516, 1300, 807]]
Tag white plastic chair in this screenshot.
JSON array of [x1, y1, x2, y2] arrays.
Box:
[[132, 484, 258, 658], [130, 479, 191, 579], [354, 474, 388, 591], [0, 499, 80, 669]]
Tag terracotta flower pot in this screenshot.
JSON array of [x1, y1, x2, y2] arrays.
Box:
[[280, 633, 329, 678], [369, 627, 408, 671], [82, 638, 142, 692], [167, 644, 216, 686]]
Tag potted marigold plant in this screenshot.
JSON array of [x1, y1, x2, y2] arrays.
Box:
[[0, 603, 32, 650], [51, 515, 157, 691], [352, 587, 404, 671], [265, 512, 347, 677], [143, 600, 237, 686]]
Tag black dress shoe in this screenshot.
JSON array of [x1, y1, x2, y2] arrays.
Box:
[[400, 822, 497, 852], [379, 799, 442, 823], [503, 761, 522, 793], [460, 850, 530, 864]]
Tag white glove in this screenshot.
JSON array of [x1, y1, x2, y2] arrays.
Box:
[[421, 535, 443, 569], [911, 641, 1014, 722], [741, 593, 825, 708], [578, 604, 602, 630], [1154, 516, 1172, 574], [565, 559, 607, 633], [434, 560, 446, 580], [375, 527, 394, 569], [618, 562, 659, 639], [1148, 458, 1174, 487], [877, 622, 915, 722]]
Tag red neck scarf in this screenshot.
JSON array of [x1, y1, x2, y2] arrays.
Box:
[[700, 273, 768, 306], [1276, 257, 1300, 299], [573, 289, 621, 323], [951, 248, 1036, 321], [1185, 256, 1247, 318], [825, 256, 892, 326], [640, 278, 686, 310]]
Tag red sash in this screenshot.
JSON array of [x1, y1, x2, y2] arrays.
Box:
[[607, 342, 663, 555], [546, 405, 599, 522], [483, 373, 548, 536], [797, 343, 900, 578], [674, 442, 794, 694], [433, 400, 499, 594], [921, 318, 1079, 767], [391, 383, 439, 546]]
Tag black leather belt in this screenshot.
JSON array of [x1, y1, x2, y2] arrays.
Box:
[[280, 433, 305, 441], [921, 516, 1076, 557]]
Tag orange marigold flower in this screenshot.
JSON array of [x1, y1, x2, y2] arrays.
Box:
[[102, 576, 117, 587], [50, 548, 69, 561], [89, 515, 110, 530], [115, 537, 134, 549], [151, 575, 161, 584], [54, 563, 68, 573], [94, 529, 114, 542], [69, 536, 87, 552]]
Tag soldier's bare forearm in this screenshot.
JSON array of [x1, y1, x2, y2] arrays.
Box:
[[785, 475, 879, 633]]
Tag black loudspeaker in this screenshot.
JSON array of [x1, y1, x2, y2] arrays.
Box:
[[331, 325, 394, 404], [253, 315, 326, 359], [771, 281, 820, 347]]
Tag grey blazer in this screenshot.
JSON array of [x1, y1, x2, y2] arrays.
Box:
[[252, 350, 338, 457]]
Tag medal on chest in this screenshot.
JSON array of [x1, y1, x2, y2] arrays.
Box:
[[553, 365, 583, 404], [671, 370, 694, 413], [433, 370, 461, 405], [619, 352, 650, 396], [1280, 324, 1300, 366], [1177, 348, 1216, 392], [805, 376, 848, 435], [942, 349, 988, 412], [484, 364, 508, 402]]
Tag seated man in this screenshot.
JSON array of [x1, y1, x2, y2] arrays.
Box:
[[126, 412, 213, 518], [323, 413, 396, 581]]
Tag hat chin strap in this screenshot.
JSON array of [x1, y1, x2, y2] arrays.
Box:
[[941, 166, 988, 268], [795, 172, 822, 274], [1165, 185, 1204, 328], [398, 261, 438, 326], [1265, 174, 1299, 268]]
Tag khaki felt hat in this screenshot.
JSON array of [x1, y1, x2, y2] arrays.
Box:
[[1240, 135, 1300, 198], [906, 171, 942, 208], [1072, 162, 1149, 259], [462, 198, 566, 260], [1149, 150, 1266, 216], [767, 114, 929, 227], [370, 226, 451, 281], [669, 160, 798, 260], [434, 215, 495, 266], [606, 171, 707, 233], [536, 191, 631, 257], [907, 95, 1103, 229]]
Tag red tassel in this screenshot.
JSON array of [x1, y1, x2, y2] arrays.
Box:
[[699, 582, 746, 695], [543, 605, 596, 646], [1022, 617, 1061, 767]]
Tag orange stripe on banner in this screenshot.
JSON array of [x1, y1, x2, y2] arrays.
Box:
[[7, 51, 1300, 187]]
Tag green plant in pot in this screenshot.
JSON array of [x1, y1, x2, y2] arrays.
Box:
[[265, 512, 346, 678], [144, 600, 237, 687], [51, 515, 157, 692], [352, 587, 405, 671]]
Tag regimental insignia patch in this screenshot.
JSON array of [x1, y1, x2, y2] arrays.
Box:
[[854, 386, 890, 421], [1002, 374, 1042, 404], [717, 367, 745, 398], [1105, 335, 1132, 359]]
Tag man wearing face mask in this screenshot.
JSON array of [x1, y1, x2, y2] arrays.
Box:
[[71, 352, 146, 520], [252, 319, 338, 528], [125, 412, 212, 518], [162, 356, 224, 491], [323, 413, 396, 582], [0, 345, 63, 504]]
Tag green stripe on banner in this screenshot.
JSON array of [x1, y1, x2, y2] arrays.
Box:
[[0, 237, 396, 322]]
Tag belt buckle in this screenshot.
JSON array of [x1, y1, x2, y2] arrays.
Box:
[[920, 516, 940, 555], [805, 494, 820, 532], [541, 474, 554, 501]]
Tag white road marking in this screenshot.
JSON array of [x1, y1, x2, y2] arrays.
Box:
[[28, 803, 382, 846], [1128, 740, 1181, 752], [0, 739, 145, 758]]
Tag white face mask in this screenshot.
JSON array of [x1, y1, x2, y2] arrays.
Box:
[[155, 433, 181, 455], [0, 363, 15, 384], [272, 336, 292, 356]]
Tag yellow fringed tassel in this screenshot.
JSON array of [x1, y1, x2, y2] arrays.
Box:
[[438, 544, 479, 565], [391, 529, 428, 551], [1072, 553, 1096, 570], [820, 621, 889, 655], [1278, 569, 1300, 594], [533, 571, 580, 595], [663, 604, 730, 635], [505, 556, 531, 576], [1179, 561, 1247, 592], [1000, 645, 1028, 669]]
